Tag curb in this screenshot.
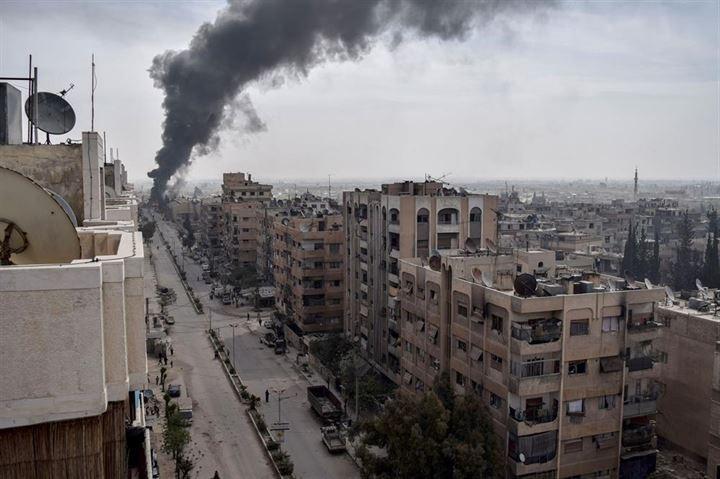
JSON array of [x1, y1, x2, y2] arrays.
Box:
[[158, 230, 203, 315]]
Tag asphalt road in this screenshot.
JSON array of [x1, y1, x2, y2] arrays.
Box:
[[148, 216, 275, 479], [156, 217, 360, 479]]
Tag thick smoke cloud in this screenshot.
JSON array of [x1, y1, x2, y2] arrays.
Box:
[[148, 0, 555, 200]]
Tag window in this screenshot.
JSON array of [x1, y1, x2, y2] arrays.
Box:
[[598, 395, 616, 410], [490, 353, 503, 371], [457, 303, 468, 317], [429, 288, 439, 305], [568, 360, 587, 375], [491, 314, 503, 333], [455, 371, 465, 386], [566, 399, 584, 415], [329, 243, 340, 253], [563, 438, 583, 454], [490, 392, 503, 409], [602, 316, 619, 332], [570, 319, 589, 336], [456, 339, 467, 352]]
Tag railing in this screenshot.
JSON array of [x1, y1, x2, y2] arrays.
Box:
[[627, 356, 654, 372], [622, 425, 655, 448], [627, 320, 663, 333], [509, 408, 557, 425], [510, 359, 561, 378], [511, 322, 561, 344], [623, 393, 659, 417]]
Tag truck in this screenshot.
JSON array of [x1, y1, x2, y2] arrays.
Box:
[[320, 425, 346, 453], [307, 385, 342, 422], [177, 397, 193, 425]]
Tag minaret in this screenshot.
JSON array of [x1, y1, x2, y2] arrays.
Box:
[[633, 167, 638, 200]]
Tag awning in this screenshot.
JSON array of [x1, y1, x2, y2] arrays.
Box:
[[470, 345, 483, 362], [403, 372, 413, 385], [427, 324, 438, 339], [416, 321, 425, 333]]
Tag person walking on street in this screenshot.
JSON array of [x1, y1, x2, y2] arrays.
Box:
[[170, 360, 174, 368], [155, 375, 159, 385], [265, 389, 270, 403], [170, 346, 174, 356], [246, 312, 250, 321]]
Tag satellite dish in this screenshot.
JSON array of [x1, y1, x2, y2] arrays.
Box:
[[518, 453, 526, 463], [25, 92, 76, 135], [428, 250, 441, 271], [471, 267, 483, 284], [481, 271, 494, 289], [514, 273, 538, 297], [644, 278, 653, 290], [281, 218, 289, 226], [486, 238, 497, 254], [298, 222, 311, 233], [47, 189, 78, 227], [0, 166, 80, 265], [665, 285, 676, 302], [606, 280, 617, 292], [464, 237, 477, 254], [697, 278, 706, 293]]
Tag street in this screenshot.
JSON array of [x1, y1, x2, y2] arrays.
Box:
[[155, 217, 360, 479], [147, 218, 275, 479]]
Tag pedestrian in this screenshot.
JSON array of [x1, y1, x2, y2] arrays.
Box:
[[247, 312, 250, 321], [170, 360, 174, 368], [170, 346, 174, 356], [155, 375, 159, 385], [265, 389, 270, 403]]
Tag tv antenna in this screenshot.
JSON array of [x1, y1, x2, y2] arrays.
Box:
[[59, 83, 75, 97]]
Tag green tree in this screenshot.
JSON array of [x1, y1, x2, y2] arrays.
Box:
[[672, 210, 702, 290], [649, 227, 661, 283], [621, 222, 637, 276], [182, 215, 195, 249], [356, 373, 501, 479], [703, 209, 719, 288], [309, 334, 353, 376], [636, 227, 648, 279]]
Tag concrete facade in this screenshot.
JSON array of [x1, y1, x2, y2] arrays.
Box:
[[343, 181, 498, 382], [398, 250, 665, 478]]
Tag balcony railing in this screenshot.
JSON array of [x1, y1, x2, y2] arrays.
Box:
[[622, 425, 655, 449], [623, 393, 659, 417], [511, 321, 561, 345], [628, 320, 663, 333], [511, 359, 561, 379], [509, 408, 558, 425]]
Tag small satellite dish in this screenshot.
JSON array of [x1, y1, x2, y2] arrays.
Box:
[[281, 217, 290, 226], [0, 166, 80, 265], [514, 273, 538, 297], [644, 278, 653, 290], [428, 250, 441, 271], [464, 237, 477, 254], [481, 271, 494, 289], [486, 238, 497, 254], [665, 285, 676, 302], [25, 92, 76, 135], [298, 222, 311, 233], [518, 453, 526, 464], [472, 267, 483, 284]]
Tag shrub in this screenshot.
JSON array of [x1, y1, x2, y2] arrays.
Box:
[[266, 439, 280, 451]]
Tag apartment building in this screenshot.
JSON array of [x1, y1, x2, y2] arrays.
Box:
[[272, 212, 344, 334], [398, 249, 665, 479], [221, 172, 272, 272], [0, 133, 150, 477], [198, 195, 223, 268], [343, 180, 498, 382], [655, 300, 720, 478]]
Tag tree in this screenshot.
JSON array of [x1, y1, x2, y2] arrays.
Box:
[[140, 220, 156, 242], [649, 227, 661, 283], [356, 373, 502, 479], [621, 222, 637, 276], [703, 209, 719, 288], [636, 227, 648, 280], [672, 210, 702, 290], [309, 334, 353, 376], [182, 215, 195, 249]]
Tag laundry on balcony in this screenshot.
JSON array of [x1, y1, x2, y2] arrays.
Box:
[[403, 371, 413, 385]]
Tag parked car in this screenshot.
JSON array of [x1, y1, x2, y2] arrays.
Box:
[[167, 384, 182, 398]]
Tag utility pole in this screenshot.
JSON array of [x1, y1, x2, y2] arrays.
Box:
[[229, 323, 239, 369]]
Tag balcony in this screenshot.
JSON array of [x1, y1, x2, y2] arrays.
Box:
[[508, 408, 559, 436], [623, 393, 658, 418], [627, 356, 655, 372], [622, 425, 657, 457], [389, 317, 399, 333], [509, 359, 561, 395], [508, 430, 558, 476], [511, 320, 562, 355]]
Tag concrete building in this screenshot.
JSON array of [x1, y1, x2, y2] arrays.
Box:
[[0, 135, 150, 477], [198, 195, 223, 269], [343, 180, 498, 382], [398, 249, 665, 479], [272, 212, 344, 334], [221, 172, 272, 273], [655, 300, 720, 478]]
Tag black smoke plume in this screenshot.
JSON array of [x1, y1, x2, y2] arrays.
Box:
[[148, 0, 555, 201]]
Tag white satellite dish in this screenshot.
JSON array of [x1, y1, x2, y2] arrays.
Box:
[[606, 280, 617, 292], [518, 453, 526, 463], [298, 222, 311, 233], [486, 238, 497, 254], [696, 278, 708, 299], [464, 237, 477, 254], [481, 271, 494, 289], [0, 166, 80, 265], [665, 285, 676, 302], [644, 278, 653, 290]]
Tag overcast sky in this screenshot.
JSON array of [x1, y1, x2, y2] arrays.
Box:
[[0, 0, 717, 183]]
